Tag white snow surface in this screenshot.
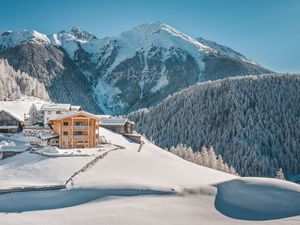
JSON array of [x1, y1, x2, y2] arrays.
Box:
[[0, 134, 30, 152], [0, 127, 299, 224], [84, 22, 209, 76], [0, 96, 48, 120], [0, 146, 113, 189], [196, 37, 256, 64]]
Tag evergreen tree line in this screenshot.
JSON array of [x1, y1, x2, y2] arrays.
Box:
[[0, 59, 49, 100], [169, 144, 238, 175], [129, 73, 300, 178]]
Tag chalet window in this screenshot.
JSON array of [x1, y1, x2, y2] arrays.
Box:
[[63, 122, 69, 126], [63, 131, 68, 136], [48, 111, 52, 115], [56, 111, 61, 114]]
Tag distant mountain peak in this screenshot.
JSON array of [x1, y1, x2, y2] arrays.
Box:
[[52, 26, 97, 44], [0, 29, 50, 50], [69, 26, 97, 41]]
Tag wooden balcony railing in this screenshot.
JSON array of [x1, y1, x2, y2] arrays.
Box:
[[73, 125, 89, 130], [73, 135, 89, 139]]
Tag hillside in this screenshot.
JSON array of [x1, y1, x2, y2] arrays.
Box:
[[0, 59, 48, 101], [0, 23, 271, 114], [128, 73, 300, 178], [0, 127, 299, 224]]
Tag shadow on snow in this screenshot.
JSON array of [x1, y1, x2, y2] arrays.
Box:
[[215, 179, 300, 221], [0, 188, 172, 213]]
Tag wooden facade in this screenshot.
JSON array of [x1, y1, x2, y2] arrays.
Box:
[[0, 110, 22, 133], [49, 112, 100, 149]]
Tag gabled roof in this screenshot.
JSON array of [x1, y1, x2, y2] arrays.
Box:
[[0, 109, 22, 122], [49, 111, 101, 121], [41, 103, 71, 111], [100, 118, 134, 126]]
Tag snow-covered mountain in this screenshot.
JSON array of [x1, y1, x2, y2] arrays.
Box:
[[0, 22, 271, 114]]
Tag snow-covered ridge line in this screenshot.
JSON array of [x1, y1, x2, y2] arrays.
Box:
[[0, 30, 50, 49], [0, 22, 255, 64]]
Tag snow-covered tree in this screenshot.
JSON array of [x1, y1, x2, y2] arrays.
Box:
[[275, 168, 285, 180], [28, 103, 43, 125], [0, 59, 49, 101], [169, 144, 238, 175]]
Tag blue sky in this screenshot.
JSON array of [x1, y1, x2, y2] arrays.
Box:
[[0, 0, 299, 72]]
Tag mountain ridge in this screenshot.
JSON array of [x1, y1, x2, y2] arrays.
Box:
[[0, 22, 272, 114]]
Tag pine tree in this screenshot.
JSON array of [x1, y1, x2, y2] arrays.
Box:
[[275, 168, 285, 180], [0, 59, 49, 101], [28, 103, 43, 125]]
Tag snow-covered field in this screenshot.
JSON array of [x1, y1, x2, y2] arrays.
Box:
[[0, 127, 299, 224], [0, 144, 115, 189], [0, 133, 30, 152]]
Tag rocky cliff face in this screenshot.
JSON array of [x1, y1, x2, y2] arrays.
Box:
[[0, 22, 272, 114]]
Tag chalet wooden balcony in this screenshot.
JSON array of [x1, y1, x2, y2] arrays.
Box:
[[73, 135, 89, 139], [73, 125, 89, 130]]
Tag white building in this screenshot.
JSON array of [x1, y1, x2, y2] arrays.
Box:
[[40, 103, 81, 127]]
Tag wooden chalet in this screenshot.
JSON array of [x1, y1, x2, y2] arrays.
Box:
[[0, 110, 23, 133], [49, 111, 100, 149]]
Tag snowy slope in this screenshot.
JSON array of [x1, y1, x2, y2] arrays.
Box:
[[196, 37, 256, 64], [0, 151, 93, 188], [0, 128, 299, 224], [74, 127, 234, 190]]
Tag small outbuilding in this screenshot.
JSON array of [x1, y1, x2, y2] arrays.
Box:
[[0, 110, 23, 133], [100, 118, 135, 134]]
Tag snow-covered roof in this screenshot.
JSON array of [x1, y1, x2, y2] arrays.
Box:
[[0, 110, 22, 122], [49, 111, 101, 121], [100, 118, 134, 126], [0, 125, 19, 129], [39, 131, 59, 140], [70, 105, 82, 111], [96, 115, 112, 119], [41, 103, 71, 111]]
